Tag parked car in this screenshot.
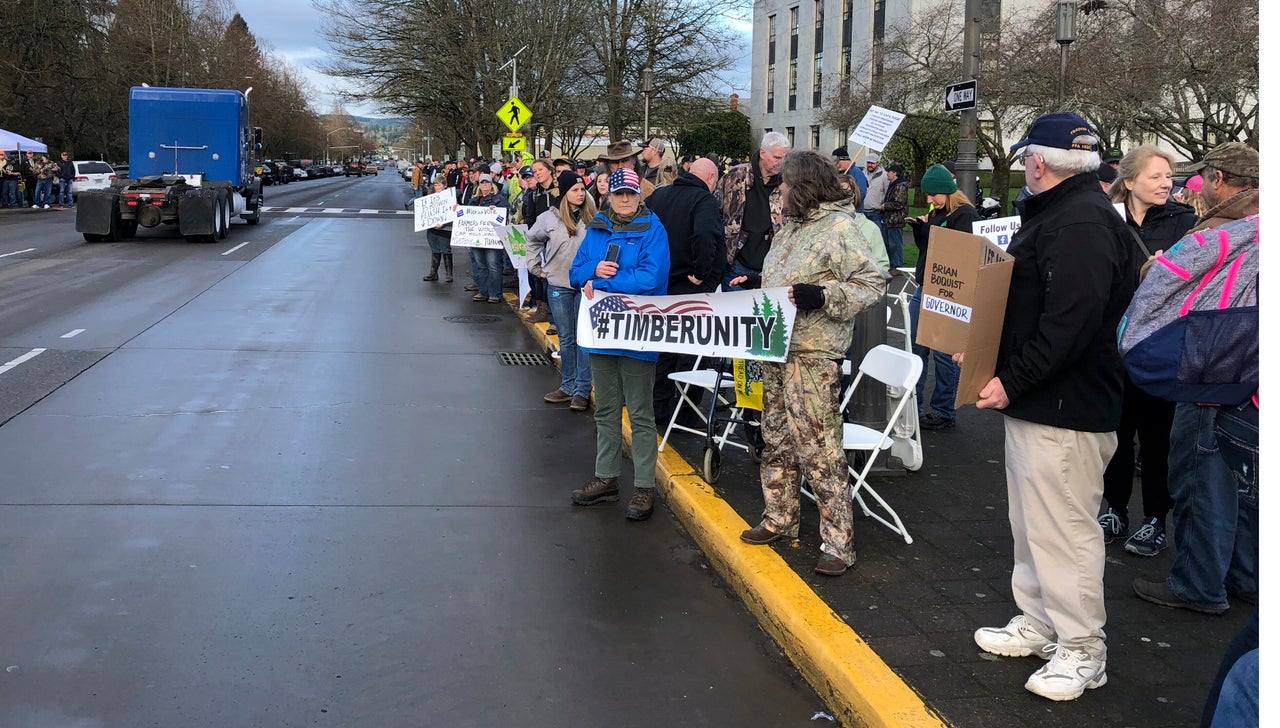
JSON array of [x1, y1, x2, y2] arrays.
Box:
[[70, 160, 119, 199], [291, 166, 306, 181]]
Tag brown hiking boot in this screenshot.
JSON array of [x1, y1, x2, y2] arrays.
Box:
[[544, 388, 572, 404], [625, 488, 656, 520], [815, 552, 853, 576], [571, 476, 619, 505], [524, 301, 549, 324], [740, 524, 789, 545], [569, 394, 589, 411]]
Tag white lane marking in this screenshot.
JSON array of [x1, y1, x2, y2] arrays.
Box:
[[285, 207, 308, 213], [221, 242, 251, 256], [324, 208, 347, 213], [0, 248, 36, 258], [60, 329, 85, 339], [0, 348, 47, 375]]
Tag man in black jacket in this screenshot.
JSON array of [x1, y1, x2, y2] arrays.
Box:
[[646, 158, 725, 427], [966, 113, 1139, 702]]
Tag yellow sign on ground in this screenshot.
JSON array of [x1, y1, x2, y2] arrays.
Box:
[[503, 134, 526, 152], [498, 96, 531, 133], [733, 359, 764, 411]]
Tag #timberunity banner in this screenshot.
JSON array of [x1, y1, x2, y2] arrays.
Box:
[[576, 288, 797, 362]]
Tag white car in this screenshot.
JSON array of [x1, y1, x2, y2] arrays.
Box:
[[71, 160, 119, 198]]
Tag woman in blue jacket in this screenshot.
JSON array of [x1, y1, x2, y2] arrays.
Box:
[[567, 169, 670, 521]]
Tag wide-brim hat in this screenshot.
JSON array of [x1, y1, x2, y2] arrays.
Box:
[[598, 141, 640, 161]]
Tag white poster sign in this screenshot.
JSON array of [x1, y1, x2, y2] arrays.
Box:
[[450, 206, 508, 249], [847, 105, 906, 152], [973, 215, 1021, 250], [413, 187, 456, 231], [502, 224, 530, 269], [576, 288, 797, 362]]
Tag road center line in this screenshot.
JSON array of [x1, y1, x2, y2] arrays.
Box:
[[0, 248, 36, 258], [60, 329, 86, 339], [221, 242, 251, 256], [0, 348, 47, 375]]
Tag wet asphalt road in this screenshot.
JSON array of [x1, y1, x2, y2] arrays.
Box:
[[0, 171, 827, 727]]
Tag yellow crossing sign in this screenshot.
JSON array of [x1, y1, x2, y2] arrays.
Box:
[[503, 133, 526, 152], [498, 96, 531, 133]]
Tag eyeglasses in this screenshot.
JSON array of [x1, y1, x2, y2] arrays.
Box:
[[1020, 151, 1039, 166]]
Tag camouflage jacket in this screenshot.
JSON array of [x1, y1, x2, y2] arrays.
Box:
[[762, 201, 886, 360], [714, 155, 785, 266]]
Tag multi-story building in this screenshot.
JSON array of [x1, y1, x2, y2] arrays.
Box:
[[750, 0, 1035, 157]]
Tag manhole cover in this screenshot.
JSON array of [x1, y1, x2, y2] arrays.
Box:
[[444, 314, 501, 324], [497, 352, 550, 366]]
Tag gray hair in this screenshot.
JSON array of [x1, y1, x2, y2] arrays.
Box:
[[1025, 140, 1100, 177], [760, 131, 792, 152]]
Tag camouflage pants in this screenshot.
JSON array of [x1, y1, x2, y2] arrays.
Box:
[[757, 357, 855, 563]]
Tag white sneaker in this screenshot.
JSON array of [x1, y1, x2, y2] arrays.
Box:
[[1025, 644, 1107, 701], [31, 204, 37, 208], [974, 615, 1055, 659], [42, 204, 49, 209]]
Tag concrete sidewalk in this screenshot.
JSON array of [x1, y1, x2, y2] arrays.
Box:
[[512, 295, 1251, 728]]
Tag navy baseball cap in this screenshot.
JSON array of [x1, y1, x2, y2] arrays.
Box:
[[1010, 112, 1098, 154], [518, 165, 534, 178]]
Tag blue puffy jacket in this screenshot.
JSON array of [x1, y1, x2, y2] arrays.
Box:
[[569, 205, 671, 361]]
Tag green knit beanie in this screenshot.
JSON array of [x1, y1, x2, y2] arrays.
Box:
[[920, 164, 957, 195]]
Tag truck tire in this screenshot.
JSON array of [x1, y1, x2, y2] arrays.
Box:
[[217, 193, 230, 239], [120, 218, 139, 239], [244, 186, 262, 225]]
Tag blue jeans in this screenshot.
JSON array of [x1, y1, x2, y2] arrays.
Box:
[[58, 179, 73, 205], [1166, 403, 1259, 608], [907, 288, 958, 421], [1209, 649, 1257, 727], [721, 258, 761, 292], [547, 285, 591, 398], [34, 178, 53, 206], [883, 224, 905, 270], [474, 248, 505, 300], [1, 179, 18, 207]]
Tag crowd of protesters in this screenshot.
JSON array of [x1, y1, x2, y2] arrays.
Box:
[[407, 116, 1257, 715], [0, 149, 75, 209]]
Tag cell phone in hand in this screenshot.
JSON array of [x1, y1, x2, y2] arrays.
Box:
[[605, 243, 621, 263]]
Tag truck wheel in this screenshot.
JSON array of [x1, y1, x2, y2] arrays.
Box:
[[217, 194, 230, 239], [83, 233, 104, 243], [101, 206, 124, 242], [120, 218, 139, 239]]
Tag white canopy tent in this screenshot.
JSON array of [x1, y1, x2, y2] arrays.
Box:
[[0, 128, 48, 153]]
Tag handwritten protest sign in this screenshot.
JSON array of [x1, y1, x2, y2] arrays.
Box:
[[450, 206, 507, 249], [413, 187, 456, 231], [576, 288, 796, 362], [503, 224, 530, 269]]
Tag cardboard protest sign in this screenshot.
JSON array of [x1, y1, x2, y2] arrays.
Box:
[[450, 206, 507, 249], [973, 215, 1021, 250], [413, 187, 456, 231], [847, 105, 906, 152], [914, 227, 1014, 406], [576, 288, 796, 362]]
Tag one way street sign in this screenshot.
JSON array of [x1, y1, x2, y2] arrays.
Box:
[[944, 80, 977, 113]]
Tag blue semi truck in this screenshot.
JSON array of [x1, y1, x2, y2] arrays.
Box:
[[76, 86, 264, 243]]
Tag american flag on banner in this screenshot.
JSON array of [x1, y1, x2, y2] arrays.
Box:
[[589, 293, 713, 324]]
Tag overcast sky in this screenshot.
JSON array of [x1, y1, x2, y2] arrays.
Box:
[[234, 1, 752, 118]]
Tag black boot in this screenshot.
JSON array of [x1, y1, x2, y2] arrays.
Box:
[[442, 255, 454, 282], [423, 253, 440, 281]]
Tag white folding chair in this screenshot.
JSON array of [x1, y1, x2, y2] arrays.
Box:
[[657, 356, 746, 455], [837, 344, 923, 544]]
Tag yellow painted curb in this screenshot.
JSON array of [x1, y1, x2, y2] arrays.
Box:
[[511, 295, 946, 728]]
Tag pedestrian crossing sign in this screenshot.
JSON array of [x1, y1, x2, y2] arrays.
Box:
[[498, 96, 531, 133], [503, 133, 526, 152]]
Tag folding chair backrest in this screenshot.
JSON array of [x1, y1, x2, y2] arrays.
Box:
[[859, 344, 923, 390]]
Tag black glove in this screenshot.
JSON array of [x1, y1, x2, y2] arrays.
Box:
[[792, 283, 825, 311], [739, 273, 762, 290]]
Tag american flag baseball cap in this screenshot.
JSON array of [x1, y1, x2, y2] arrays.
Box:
[[608, 168, 641, 194]]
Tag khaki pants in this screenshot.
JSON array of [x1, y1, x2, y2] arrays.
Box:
[[1003, 416, 1117, 659]]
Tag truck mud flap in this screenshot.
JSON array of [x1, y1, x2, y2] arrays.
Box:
[[178, 190, 217, 236], [75, 191, 119, 235]]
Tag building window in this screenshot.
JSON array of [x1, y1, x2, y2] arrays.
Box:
[[790, 6, 799, 38], [766, 65, 775, 113], [810, 125, 821, 150], [785, 127, 795, 146], [768, 14, 776, 66], [814, 0, 824, 51], [788, 58, 798, 111], [842, 0, 853, 78], [812, 52, 823, 108]]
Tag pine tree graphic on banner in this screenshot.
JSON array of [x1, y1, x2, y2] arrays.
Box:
[[747, 293, 789, 357]]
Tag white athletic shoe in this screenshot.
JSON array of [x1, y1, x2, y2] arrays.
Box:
[[974, 615, 1055, 659], [1025, 645, 1107, 701]]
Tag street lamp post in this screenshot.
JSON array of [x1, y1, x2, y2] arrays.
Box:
[[1056, 1, 1078, 108], [325, 128, 353, 164], [641, 67, 654, 141]]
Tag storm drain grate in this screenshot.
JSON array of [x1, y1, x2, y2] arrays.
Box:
[[497, 352, 550, 366], [444, 314, 501, 324]]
